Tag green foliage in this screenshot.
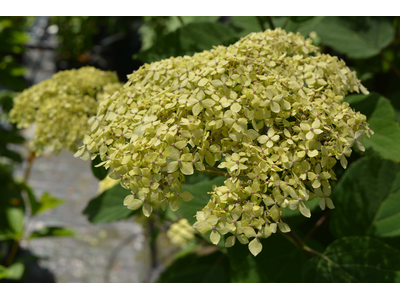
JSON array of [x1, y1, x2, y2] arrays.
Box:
[[135, 22, 238, 63], [313, 17, 394, 59], [330, 157, 400, 242], [91, 155, 108, 180], [0, 17, 30, 91], [227, 234, 307, 283], [83, 183, 135, 224], [303, 237, 400, 282], [170, 175, 225, 225], [157, 251, 230, 283], [346, 93, 400, 162], [28, 227, 77, 239]]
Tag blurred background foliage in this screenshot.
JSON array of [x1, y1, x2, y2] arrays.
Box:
[[1, 16, 400, 282]]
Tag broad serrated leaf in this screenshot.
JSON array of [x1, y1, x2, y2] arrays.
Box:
[[330, 157, 400, 245], [303, 237, 400, 282], [83, 184, 135, 224], [314, 16, 394, 59], [346, 93, 400, 162]]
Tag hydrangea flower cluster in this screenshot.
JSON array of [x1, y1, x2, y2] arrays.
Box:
[[9, 67, 121, 155], [167, 218, 196, 248], [76, 29, 373, 256]]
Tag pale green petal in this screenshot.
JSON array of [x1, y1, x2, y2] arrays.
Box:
[[128, 199, 143, 211], [278, 222, 291, 233], [192, 103, 203, 116], [249, 238, 262, 256], [167, 161, 179, 173], [142, 202, 153, 217], [169, 196, 181, 211], [179, 191, 193, 202], [180, 162, 194, 175], [193, 220, 212, 235], [225, 236, 236, 247], [210, 230, 221, 245], [299, 202, 311, 218]]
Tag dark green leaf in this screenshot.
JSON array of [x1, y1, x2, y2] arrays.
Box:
[[303, 237, 400, 282], [227, 233, 307, 283], [314, 17, 394, 59], [83, 183, 134, 224], [346, 92, 400, 162], [278, 16, 325, 38], [136, 22, 238, 63], [157, 251, 230, 283], [228, 16, 264, 36], [173, 176, 225, 225], [28, 227, 77, 239], [330, 157, 400, 243], [91, 155, 108, 180]]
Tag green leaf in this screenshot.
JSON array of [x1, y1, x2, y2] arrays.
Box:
[[157, 251, 230, 283], [3, 262, 25, 280], [5, 206, 24, 236], [346, 92, 400, 162], [135, 22, 238, 63], [0, 265, 8, 280], [303, 237, 400, 282], [227, 234, 307, 283], [314, 17, 394, 59], [276, 16, 325, 38], [228, 16, 264, 36], [32, 192, 64, 215], [28, 226, 77, 239], [83, 183, 135, 224], [173, 176, 225, 225], [91, 155, 108, 180], [330, 157, 400, 244], [169, 176, 226, 247]]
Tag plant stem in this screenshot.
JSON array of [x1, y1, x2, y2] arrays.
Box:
[[278, 229, 323, 259], [282, 17, 290, 29], [256, 16, 266, 31], [177, 16, 185, 27], [5, 151, 36, 267], [304, 211, 331, 241], [266, 16, 275, 30]]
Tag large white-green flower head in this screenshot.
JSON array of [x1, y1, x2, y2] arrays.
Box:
[[9, 66, 121, 155], [76, 29, 373, 256]]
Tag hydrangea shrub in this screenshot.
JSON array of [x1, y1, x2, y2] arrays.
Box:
[[9, 66, 121, 155], [76, 29, 373, 256]]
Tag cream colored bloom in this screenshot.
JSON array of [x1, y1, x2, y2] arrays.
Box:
[[76, 29, 373, 256]]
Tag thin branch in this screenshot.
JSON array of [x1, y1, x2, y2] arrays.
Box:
[[266, 16, 275, 30], [256, 16, 266, 31], [304, 211, 331, 241], [282, 17, 290, 29], [177, 16, 185, 27], [5, 151, 36, 266]]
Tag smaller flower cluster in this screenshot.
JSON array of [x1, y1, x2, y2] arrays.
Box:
[[9, 67, 121, 155], [167, 218, 196, 248]]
